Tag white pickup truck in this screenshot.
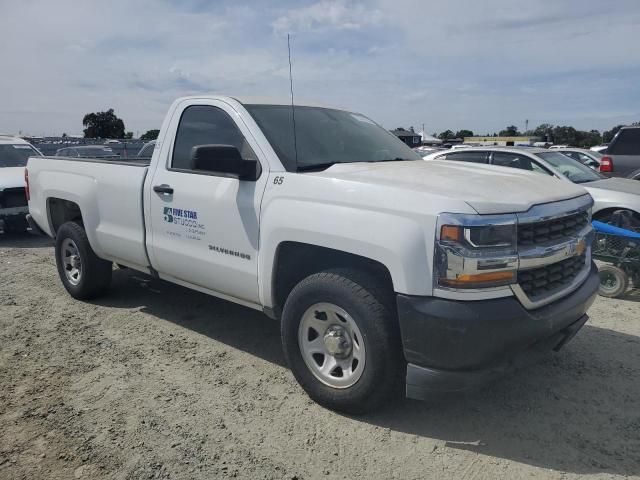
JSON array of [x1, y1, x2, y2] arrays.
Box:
[[26, 96, 599, 413]]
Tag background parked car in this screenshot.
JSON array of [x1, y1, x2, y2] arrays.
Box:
[[423, 146, 640, 223], [55, 145, 120, 159], [0, 135, 42, 233], [412, 145, 443, 156], [137, 140, 156, 158], [555, 148, 603, 170], [600, 126, 640, 179]]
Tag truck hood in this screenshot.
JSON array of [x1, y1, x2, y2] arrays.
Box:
[[309, 160, 588, 214], [585, 177, 640, 196], [0, 167, 26, 189]]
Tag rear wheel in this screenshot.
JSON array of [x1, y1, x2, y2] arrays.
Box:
[[55, 222, 112, 299], [281, 269, 403, 414], [598, 264, 628, 298]]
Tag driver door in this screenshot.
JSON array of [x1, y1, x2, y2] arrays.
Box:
[[146, 101, 267, 304]]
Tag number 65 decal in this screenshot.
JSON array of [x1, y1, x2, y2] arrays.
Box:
[[273, 176, 284, 185]]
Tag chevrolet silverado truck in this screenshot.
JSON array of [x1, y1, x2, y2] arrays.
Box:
[[1, 135, 42, 233], [26, 96, 599, 413]]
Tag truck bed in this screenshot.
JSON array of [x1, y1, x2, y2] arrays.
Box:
[[27, 155, 151, 272], [40, 155, 151, 167]]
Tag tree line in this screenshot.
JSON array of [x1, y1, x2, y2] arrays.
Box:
[[82, 108, 638, 148], [81, 108, 158, 141], [431, 122, 640, 148]]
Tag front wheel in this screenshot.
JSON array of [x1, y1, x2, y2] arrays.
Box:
[[55, 222, 112, 299], [281, 269, 403, 414], [598, 264, 628, 298]]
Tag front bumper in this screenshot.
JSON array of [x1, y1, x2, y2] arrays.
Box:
[[398, 262, 599, 400]]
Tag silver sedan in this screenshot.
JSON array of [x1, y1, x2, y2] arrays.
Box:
[[423, 147, 640, 222]]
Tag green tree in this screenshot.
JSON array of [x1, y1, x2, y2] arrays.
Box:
[[438, 129, 455, 140], [499, 125, 520, 136], [551, 126, 577, 145], [140, 129, 160, 141], [124, 131, 133, 139], [532, 123, 554, 141], [82, 109, 126, 139], [455, 129, 474, 139]]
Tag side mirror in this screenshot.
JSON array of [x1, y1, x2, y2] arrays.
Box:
[[190, 144, 260, 181]]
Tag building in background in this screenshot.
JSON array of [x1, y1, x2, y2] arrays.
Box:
[[464, 136, 540, 146], [391, 128, 422, 146]]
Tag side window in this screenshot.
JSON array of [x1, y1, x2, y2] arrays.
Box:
[[492, 152, 533, 170], [172, 105, 257, 171], [577, 152, 599, 168], [609, 128, 640, 155], [492, 152, 552, 175], [444, 151, 487, 163]]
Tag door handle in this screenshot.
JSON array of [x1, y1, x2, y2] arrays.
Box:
[[153, 184, 174, 195]]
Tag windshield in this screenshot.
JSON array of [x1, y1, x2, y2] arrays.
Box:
[[245, 105, 421, 171], [0, 144, 40, 167], [536, 151, 604, 183]]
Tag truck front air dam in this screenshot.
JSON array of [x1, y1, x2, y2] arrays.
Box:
[[397, 262, 599, 400]]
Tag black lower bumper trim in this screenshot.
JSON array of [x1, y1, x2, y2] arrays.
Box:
[[406, 314, 588, 399], [398, 263, 599, 399]]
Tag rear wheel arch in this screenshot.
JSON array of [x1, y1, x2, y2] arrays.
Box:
[[47, 197, 84, 235]]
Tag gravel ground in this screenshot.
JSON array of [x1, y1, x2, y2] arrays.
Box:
[[1, 233, 639, 480]]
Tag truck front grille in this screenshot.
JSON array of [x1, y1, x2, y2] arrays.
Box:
[[517, 254, 586, 299], [0, 188, 28, 208], [518, 211, 589, 246]]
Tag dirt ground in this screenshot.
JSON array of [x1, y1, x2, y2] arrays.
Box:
[[1, 233, 639, 480]]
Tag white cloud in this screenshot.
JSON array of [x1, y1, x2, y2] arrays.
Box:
[[272, 0, 383, 34], [0, 0, 638, 136]]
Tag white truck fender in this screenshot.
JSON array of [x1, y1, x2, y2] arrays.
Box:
[[258, 197, 434, 308]]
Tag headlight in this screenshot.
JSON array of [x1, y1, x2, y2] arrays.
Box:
[[435, 214, 518, 289], [442, 224, 516, 248]]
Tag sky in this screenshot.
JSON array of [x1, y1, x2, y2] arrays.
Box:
[[1, 0, 639, 137]]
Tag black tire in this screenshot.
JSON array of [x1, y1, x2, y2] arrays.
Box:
[[598, 264, 628, 298], [281, 269, 403, 414], [55, 221, 112, 299]]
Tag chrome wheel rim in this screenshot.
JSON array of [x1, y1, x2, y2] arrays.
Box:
[[61, 238, 82, 286], [298, 302, 366, 389]]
